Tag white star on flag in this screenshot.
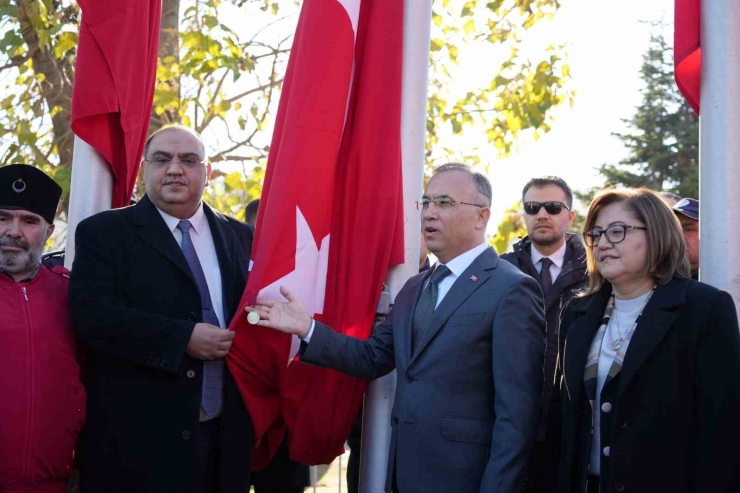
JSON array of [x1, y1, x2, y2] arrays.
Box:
[[257, 206, 330, 365]]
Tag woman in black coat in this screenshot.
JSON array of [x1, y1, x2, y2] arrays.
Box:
[[559, 188, 740, 493]]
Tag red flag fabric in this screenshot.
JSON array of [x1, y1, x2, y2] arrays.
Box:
[[227, 0, 406, 468], [675, 0, 701, 114], [71, 1, 162, 208]]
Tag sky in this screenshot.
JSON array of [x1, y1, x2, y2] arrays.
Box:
[[447, 0, 675, 227]]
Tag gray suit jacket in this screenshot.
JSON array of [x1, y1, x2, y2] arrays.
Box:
[[301, 247, 545, 493]]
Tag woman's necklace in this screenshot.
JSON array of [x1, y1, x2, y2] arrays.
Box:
[[611, 287, 655, 351]]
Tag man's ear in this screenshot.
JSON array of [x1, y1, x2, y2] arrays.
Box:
[[45, 223, 55, 241], [567, 209, 576, 227], [205, 162, 213, 185], [477, 207, 491, 229]]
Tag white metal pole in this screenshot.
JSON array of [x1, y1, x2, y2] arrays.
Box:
[[64, 136, 114, 269], [358, 0, 432, 491], [698, 0, 740, 306]]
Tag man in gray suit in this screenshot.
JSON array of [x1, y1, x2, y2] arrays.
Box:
[[247, 163, 545, 493]]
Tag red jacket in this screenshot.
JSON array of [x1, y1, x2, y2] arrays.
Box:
[[0, 265, 86, 493]]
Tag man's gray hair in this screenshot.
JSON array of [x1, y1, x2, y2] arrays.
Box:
[[433, 162, 492, 207]]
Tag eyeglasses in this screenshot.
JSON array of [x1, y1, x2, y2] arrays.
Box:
[[417, 196, 484, 210], [144, 157, 206, 167], [523, 201, 571, 215], [583, 224, 647, 247]]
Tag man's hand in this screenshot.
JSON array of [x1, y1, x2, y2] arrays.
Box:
[[186, 323, 236, 360], [246, 286, 312, 338]]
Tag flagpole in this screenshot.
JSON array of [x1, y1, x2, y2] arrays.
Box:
[[699, 0, 740, 305], [64, 136, 113, 269], [358, 0, 432, 490]]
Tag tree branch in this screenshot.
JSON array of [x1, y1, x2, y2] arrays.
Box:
[[210, 154, 261, 163], [0, 50, 34, 72], [224, 78, 284, 105]]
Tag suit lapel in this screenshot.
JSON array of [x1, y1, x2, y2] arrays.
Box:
[[616, 279, 686, 399], [562, 287, 611, 404], [408, 248, 497, 368], [135, 195, 195, 285], [204, 203, 239, 325]]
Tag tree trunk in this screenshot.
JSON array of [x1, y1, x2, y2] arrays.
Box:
[[150, 0, 181, 132], [16, 0, 74, 168]]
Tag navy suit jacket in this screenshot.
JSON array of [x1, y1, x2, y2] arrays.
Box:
[[302, 247, 546, 493]]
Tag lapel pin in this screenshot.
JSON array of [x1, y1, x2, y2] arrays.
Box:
[[470, 275, 478, 282]]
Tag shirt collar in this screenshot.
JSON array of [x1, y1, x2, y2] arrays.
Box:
[[156, 202, 206, 236], [0, 264, 40, 283], [530, 239, 567, 269], [439, 242, 489, 278]]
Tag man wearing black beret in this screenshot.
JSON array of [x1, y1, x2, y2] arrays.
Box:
[[0, 164, 86, 492]]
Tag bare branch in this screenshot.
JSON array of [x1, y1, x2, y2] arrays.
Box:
[[0, 51, 34, 72], [224, 77, 284, 105], [210, 154, 261, 163]]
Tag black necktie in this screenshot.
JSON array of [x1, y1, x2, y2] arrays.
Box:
[[412, 265, 451, 353], [539, 257, 553, 295]]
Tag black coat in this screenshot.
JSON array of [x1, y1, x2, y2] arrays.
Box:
[[559, 278, 740, 493], [69, 195, 254, 493], [501, 233, 587, 438]]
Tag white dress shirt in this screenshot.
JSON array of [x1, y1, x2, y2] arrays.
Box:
[[530, 240, 566, 281], [589, 291, 649, 475], [425, 242, 489, 308], [303, 242, 490, 342], [157, 203, 226, 329]]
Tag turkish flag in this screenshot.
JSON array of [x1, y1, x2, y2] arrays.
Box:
[[227, 0, 405, 467], [71, 1, 161, 207], [675, 0, 701, 114]]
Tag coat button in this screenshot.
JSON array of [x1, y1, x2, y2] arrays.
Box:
[[182, 430, 191, 440], [614, 481, 625, 492], [603, 446, 610, 457], [601, 402, 612, 413], [187, 370, 196, 378], [186, 312, 196, 321], [146, 357, 153, 364], [153, 358, 160, 365]]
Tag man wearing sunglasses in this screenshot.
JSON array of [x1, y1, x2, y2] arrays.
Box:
[[501, 176, 587, 493]]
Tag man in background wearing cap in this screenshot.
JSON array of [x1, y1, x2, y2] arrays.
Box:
[[0, 164, 86, 493], [674, 198, 700, 280]]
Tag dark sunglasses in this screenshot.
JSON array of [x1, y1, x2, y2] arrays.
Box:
[[523, 201, 571, 215]]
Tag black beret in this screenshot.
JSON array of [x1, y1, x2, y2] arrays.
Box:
[[0, 164, 62, 223]]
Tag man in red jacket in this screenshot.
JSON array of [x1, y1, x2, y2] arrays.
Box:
[[0, 164, 86, 493]]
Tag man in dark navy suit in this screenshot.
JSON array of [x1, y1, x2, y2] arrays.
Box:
[[249, 163, 545, 493]]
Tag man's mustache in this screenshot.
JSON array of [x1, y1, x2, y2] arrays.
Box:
[[0, 237, 29, 251]]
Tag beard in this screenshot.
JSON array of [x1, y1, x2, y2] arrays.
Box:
[[530, 228, 562, 247], [0, 236, 43, 275]]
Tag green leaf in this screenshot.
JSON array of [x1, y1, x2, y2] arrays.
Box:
[[0, 30, 24, 52], [203, 15, 219, 30]]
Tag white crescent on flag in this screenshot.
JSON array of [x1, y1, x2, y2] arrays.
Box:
[[257, 206, 330, 364], [336, 0, 361, 35]]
